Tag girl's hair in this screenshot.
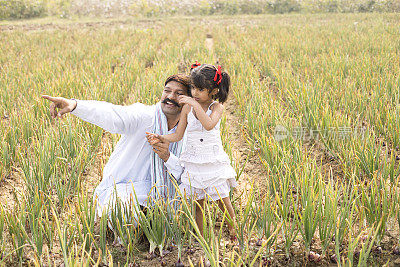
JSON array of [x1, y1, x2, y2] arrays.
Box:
[[190, 64, 230, 103]]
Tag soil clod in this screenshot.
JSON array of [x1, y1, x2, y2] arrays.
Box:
[[146, 252, 157, 260], [175, 259, 185, 267], [330, 254, 338, 264], [308, 251, 321, 262]]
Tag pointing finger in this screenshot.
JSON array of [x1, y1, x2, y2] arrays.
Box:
[[42, 95, 59, 103]]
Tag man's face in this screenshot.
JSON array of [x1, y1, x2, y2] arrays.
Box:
[[160, 81, 189, 117]]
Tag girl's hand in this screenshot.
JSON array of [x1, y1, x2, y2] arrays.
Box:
[[178, 95, 198, 107], [146, 132, 170, 145], [146, 132, 171, 162], [146, 132, 160, 145]]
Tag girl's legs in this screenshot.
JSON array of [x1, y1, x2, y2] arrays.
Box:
[[195, 198, 205, 236], [218, 197, 237, 238]]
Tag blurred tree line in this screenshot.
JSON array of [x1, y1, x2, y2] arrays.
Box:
[[0, 0, 70, 19], [1, 0, 399, 20]]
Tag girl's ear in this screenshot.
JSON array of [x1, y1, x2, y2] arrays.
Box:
[[210, 88, 219, 96]]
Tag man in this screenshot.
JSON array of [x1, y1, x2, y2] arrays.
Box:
[[42, 74, 190, 217]]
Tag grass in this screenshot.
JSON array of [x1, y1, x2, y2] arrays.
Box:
[[0, 13, 399, 265]]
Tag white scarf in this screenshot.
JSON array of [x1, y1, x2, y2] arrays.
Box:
[[150, 102, 185, 202]]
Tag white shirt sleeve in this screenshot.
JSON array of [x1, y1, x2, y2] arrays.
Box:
[[71, 100, 146, 135], [165, 152, 184, 182]]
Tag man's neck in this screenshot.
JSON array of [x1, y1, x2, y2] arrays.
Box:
[[166, 114, 180, 131]]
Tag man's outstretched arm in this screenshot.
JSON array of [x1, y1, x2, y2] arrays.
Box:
[[42, 95, 143, 135]]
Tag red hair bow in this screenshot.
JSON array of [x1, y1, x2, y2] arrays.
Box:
[[214, 65, 222, 85], [191, 61, 201, 69]]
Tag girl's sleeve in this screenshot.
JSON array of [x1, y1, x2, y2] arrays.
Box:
[[71, 99, 146, 135], [164, 153, 184, 182]]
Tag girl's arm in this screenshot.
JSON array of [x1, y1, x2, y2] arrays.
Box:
[[178, 95, 223, 131], [161, 104, 190, 142], [192, 102, 223, 131]]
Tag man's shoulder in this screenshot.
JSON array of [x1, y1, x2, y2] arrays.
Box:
[[128, 102, 155, 110], [127, 102, 156, 118]]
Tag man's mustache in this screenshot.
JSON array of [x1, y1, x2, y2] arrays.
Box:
[[162, 98, 180, 107]]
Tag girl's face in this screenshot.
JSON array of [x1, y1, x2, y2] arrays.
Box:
[[191, 86, 218, 104]]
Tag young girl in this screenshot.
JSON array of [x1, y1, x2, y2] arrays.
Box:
[[148, 63, 237, 239]]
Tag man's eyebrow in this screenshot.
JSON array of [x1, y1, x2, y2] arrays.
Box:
[[164, 86, 184, 92]]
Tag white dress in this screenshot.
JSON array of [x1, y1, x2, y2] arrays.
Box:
[[179, 102, 238, 201]]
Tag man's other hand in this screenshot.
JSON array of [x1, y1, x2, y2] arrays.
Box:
[[146, 132, 170, 162], [41, 95, 77, 119]]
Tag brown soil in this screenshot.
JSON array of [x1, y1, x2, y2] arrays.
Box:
[[0, 168, 25, 213], [224, 99, 268, 197]]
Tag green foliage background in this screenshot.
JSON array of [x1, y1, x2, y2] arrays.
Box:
[[0, 12, 399, 265], [1, 0, 399, 20]]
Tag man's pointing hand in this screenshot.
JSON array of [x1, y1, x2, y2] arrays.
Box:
[[41, 95, 77, 119]]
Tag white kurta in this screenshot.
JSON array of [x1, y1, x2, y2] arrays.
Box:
[[71, 100, 183, 216]]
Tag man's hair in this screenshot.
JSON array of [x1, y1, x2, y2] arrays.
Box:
[[164, 74, 192, 96]]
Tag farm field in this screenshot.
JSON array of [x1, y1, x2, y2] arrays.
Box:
[[0, 13, 400, 266]]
